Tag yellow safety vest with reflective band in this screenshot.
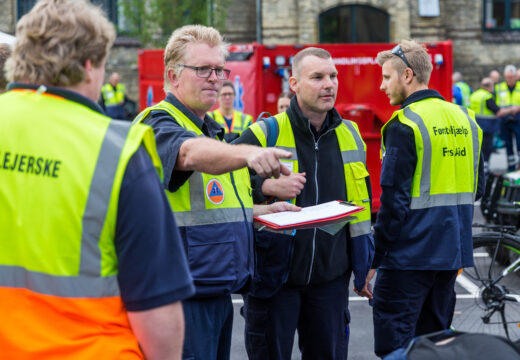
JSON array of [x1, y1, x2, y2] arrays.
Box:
[[134, 100, 253, 296], [209, 109, 252, 135], [382, 98, 482, 210], [0, 89, 163, 359], [469, 88, 495, 118], [248, 112, 371, 238], [494, 81, 520, 106], [101, 83, 126, 106]]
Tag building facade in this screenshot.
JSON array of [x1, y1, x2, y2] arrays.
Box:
[[2, 0, 520, 101]]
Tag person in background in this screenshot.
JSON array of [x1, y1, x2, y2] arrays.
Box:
[[490, 69, 501, 85], [100, 71, 128, 119], [0, 0, 194, 359], [208, 80, 253, 142], [362, 40, 484, 358], [276, 91, 294, 113], [495, 64, 520, 171], [134, 24, 297, 360], [452, 71, 471, 107], [470, 77, 519, 174], [0, 43, 11, 92]]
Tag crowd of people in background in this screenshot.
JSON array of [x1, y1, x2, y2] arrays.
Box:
[[454, 67, 520, 173]]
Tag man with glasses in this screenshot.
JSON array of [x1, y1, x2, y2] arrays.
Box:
[[134, 24, 296, 359], [209, 81, 253, 142], [359, 40, 484, 357]]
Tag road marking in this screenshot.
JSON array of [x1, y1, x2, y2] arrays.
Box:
[[232, 292, 481, 305], [456, 273, 480, 296], [474, 252, 489, 258]]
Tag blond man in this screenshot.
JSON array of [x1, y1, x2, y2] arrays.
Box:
[[362, 40, 484, 357], [134, 24, 296, 359], [0, 0, 196, 359]]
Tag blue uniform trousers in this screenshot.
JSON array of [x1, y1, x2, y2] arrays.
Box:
[[372, 269, 458, 358], [499, 115, 520, 170], [243, 273, 350, 360], [182, 295, 233, 360]]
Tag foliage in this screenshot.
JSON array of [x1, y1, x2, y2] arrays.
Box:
[[120, 0, 231, 48]]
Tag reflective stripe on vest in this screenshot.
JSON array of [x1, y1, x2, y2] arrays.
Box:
[[135, 101, 253, 226], [383, 100, 482, 210], [248, 112, 371, 237], [469, 88, 495, 118]]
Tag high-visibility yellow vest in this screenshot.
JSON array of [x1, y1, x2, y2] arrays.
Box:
[[209, 109, 252, 135], [470, 88, 495, 118], [248, 112, 371, 237], [0, 88, 163, 359], [453, 81, 471, 107], [101, 83, 126, 106], [494, 81, 520, 106], [135, 100, 254, 295], [382, 98, 482, 210]]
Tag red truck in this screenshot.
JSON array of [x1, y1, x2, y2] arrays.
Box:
[[138, 41, 453, 212]]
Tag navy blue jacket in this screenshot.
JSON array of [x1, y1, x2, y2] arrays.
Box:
[[373, 90, 485, 270]]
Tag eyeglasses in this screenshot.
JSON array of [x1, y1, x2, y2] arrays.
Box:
[[391, 45, 416, 76], [179, 64, 231, 80]]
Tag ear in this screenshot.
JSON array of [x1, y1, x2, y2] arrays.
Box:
[[289, 76, 298, 93], [168, 68, 179, 88], [403, 68, 415, 85], [84, 59, 93, 83]]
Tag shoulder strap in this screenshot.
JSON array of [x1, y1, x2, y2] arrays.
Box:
[[263, 116, 279, 147]]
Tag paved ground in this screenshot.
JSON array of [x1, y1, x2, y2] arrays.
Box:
[[229, 148, 511, 359]]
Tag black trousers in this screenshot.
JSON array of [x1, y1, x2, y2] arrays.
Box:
[[372, 269, 458, 358], [243, 273, 350, 360]]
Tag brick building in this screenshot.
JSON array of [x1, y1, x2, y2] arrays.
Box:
[[2, 0, 520, 101]]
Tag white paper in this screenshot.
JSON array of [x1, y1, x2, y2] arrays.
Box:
[[256, 201, 360, 227]]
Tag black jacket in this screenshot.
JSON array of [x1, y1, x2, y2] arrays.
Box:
[[236, 96, 371, 287]]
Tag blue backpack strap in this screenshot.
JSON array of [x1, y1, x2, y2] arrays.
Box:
[[262, 116, 279, 147], [256, 111, 271, 123]]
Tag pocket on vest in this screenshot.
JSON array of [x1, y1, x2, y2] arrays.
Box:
[[186, 226, 237, 291]]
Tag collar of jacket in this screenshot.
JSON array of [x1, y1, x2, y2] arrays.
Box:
[[165, 92, 224, 140], [400, 89, 445, 109], [286, 95, 343, 136], [7, 82, 104, 114]]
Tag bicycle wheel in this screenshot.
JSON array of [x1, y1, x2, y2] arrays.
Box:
[[451, 233, 520, 343]]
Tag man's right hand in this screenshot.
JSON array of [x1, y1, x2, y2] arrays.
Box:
[[262, 172, 307, 199], [247, 147, 292, 178]]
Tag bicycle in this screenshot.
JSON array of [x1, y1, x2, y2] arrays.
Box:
[[451, 223, 520, 344]]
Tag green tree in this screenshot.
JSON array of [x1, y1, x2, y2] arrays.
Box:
[[121, 0, 231, 48]]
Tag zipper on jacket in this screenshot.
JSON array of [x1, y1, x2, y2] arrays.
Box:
[[305, 123, 337, 285], [229, 172, 252, 281]]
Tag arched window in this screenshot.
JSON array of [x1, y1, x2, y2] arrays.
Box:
[[319, 5, 389, 43]]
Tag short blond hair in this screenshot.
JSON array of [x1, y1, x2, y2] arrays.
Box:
[[291, 47, 331, 78], [377, 40, 433, 85], [163, 25, 228, 92], [6, 0, 115, 86]]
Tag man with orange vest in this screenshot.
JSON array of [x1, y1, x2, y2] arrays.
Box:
[[0, 1, 194, 359]]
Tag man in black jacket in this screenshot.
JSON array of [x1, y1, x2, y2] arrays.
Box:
[[235, 47, 374, 360]]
